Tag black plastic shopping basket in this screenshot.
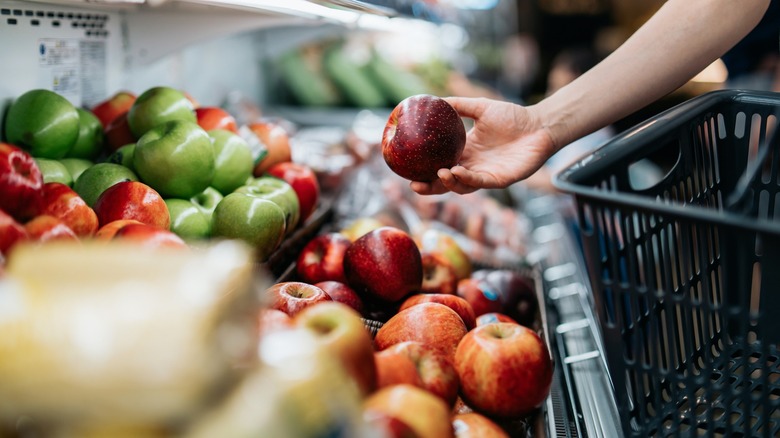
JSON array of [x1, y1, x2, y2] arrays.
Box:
[[554, 90, 780, 437]]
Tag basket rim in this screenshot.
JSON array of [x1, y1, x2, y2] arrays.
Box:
[[552, 89, 780, 236]]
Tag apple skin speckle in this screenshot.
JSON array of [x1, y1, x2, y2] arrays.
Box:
[[382, 95, 466, 182]]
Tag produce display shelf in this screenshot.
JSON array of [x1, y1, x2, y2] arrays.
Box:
[[522, 192, 622, 438]]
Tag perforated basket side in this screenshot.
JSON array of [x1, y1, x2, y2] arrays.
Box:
[[554, 90, 780, 436]]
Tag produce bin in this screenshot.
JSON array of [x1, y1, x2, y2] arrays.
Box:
[[554, 90, 780, 437]]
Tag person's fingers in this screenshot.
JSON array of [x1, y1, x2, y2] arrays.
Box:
[[443, 97, 486, 120], [410, 179, 450, 195], [450, 165, 496, 188], [438, 168, 478, 194]]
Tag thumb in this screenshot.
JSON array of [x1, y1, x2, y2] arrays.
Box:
[[443, 96, 487, 120]]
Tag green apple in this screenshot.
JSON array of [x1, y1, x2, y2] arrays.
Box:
[[191, 186, 223, 219], [59, 158, 93, 184], [107, 143, 136, 171], [236, 176, 300, 236], [127, 86, 196, 138], [208, 129, 253, 195], [4, 89, 80, 159], [73, 162, 138, 207], [165, 198, 211, 240], [35, 158, 72, 186], [66, 108, 104, 159], [211, 192, 286, 261], [133, 120, 215, 199]]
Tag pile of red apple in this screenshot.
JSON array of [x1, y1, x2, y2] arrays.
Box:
[[260, 223, 553, 437], [0, 87, 321, 266]]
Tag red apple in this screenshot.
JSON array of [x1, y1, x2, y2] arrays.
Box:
[[38, 182, 98, 237], [195, 106, 238, 133], [382, 94, 466, 182], [419, 251, 458, 295], [0, 209, 29, 256], [375, 302, 467, 364], [374, 341, 459, 406], [362, 410, 419, 438], [364, 384, 453, 438], [475, 269, 538, 327], [112, 223, 187, 248], [24, 215, 79, 243], [476, 312, 519, 327], [257, 308, 294, 336], [399, 293, 476, 330], [296, 232, 351, 284], [314, 280, 363, 314], [455, 323, 553, 418], [94, 219, 144, 240], [249, 120, 292, 176], [456, 278, 503, 317], [294, 301, 377, 396], [104, 111, 137, 154], [267, 162, 320, 223], [265, 281, 332, 317], [91, 91, 137, 128], [452, 412, 510, 438], [343, 227, 422, 303], [0, 143, 44, 221], [93, 181, 170, 229]]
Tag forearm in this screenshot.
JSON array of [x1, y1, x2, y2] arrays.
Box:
[[534, 0, 770, 150]]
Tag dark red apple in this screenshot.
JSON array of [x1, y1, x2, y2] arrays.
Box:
[[112, 223, 187, 248], [93, 181, 170, 229], [267, 161, 320, 223], [419, 251, 458, 295], [265, 281, 332, 316], [472, 269, 538, 326], [296, 232, 351, 284], [382, 94, 466, 182], [343, 226, 422, 303], [399, 293, 476, 330], [25, 215, 79, 243], [0, 209, 29, 256], [104, 111, 136, 153], [195, 106, 238, 133], [314, 280, 364, 314], [455, 322, 553, 418], [0, 143, 44, 221], [456, 278, 503, 317], [38, 182, 99, 237]]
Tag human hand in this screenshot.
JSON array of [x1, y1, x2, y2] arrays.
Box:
[[410, 97, 556, 195]]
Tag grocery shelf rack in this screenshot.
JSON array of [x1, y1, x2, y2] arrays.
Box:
[[523, 192, 623, 437]]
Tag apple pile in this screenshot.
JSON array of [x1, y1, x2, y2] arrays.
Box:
[[260, 222, 552, 436], [0, 87, 321, 264]]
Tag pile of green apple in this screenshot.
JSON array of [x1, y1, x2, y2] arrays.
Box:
[[0, 87, 320, 263]]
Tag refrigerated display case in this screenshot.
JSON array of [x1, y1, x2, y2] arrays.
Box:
[[0, 1, 626, 436]]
